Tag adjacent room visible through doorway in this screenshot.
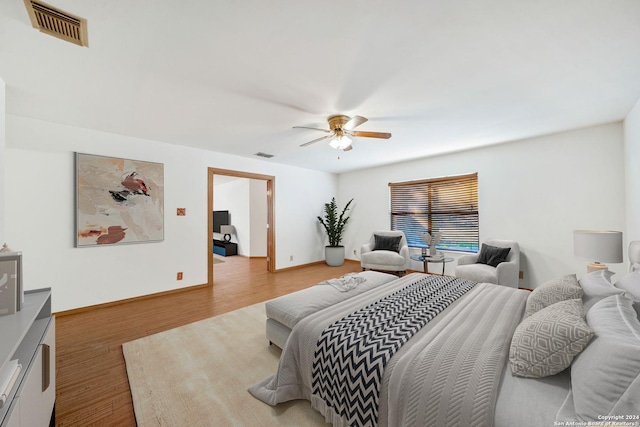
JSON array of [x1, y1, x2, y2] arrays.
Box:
[[207, 168, 275, 286]]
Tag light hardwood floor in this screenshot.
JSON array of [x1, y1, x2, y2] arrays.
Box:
[[55, 255, 363, 426]]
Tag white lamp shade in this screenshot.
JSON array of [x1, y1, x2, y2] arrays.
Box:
[[573, 230, 623, 263], [220, 225, 234, 235]]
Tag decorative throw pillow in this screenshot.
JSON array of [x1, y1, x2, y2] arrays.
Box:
[[525, 274, 581, 317], [373, 235, 402, 253], [476, 244, 511, 267], [509, 299, 593, 378], [580, 269, 626, 312], [567, 295, 640, 421]]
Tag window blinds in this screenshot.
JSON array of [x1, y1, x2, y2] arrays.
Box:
[[389, 173, 479, 253]]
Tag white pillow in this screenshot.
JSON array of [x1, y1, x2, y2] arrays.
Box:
[[578, 269, 626, 312], [568, 295, 640, 421], [615, 270, 640, 299], [614, 270, 640, 318]]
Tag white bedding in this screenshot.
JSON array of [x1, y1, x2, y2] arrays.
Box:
[[251, 273, 570, 426], [265, 271, 397, 348], [266, 271, 397, 330]]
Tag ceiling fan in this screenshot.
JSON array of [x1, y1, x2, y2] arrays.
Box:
[[294, 115, 391, 151]]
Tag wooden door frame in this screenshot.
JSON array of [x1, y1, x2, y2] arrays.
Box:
[[208, 167, 275, 285]]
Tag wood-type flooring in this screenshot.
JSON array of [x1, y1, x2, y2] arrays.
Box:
[[55, 255, 363, 426]]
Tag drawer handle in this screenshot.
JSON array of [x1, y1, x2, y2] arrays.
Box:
[[42, 343, 50, 392]]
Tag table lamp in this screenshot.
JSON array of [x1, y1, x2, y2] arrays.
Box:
[[573, 230, 623, 273], [220, 225, 235, 242]]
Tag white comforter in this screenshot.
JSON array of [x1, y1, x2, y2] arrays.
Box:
[[249, 273, 531, 426]]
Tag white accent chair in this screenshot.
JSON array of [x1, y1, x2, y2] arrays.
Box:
[[454, 238, 520, 288], [360, 230, 409, 276]]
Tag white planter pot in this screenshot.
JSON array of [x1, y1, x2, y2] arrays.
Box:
[[325, 246, 345, 267]]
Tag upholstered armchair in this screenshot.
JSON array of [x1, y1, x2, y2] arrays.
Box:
[[454, 238, 520, 288], [360, 230, 409, 276]]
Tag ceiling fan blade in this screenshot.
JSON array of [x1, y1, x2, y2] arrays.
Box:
[[343, 115, 368, 130], [293, 126, 332, 133], [349, 130, 392, 139], [300, 135, 332, 147]]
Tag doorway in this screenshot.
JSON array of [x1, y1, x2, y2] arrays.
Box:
[[207, 167, 275, 285]]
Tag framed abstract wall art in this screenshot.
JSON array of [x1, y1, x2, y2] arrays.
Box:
[[75, 153, 164, 247]]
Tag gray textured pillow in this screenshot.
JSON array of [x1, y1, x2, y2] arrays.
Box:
[[510, 299, 593, 378], [568, 295, 640, 421], [525, 274, 582, 317]]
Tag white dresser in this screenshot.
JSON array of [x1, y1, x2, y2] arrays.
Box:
[[0, 289, 55, 427]]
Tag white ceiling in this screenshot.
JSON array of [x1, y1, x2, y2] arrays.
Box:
[[1, 1, 640, 174]]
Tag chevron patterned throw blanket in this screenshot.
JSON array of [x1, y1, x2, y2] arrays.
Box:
[[310, 275, 476, 426]]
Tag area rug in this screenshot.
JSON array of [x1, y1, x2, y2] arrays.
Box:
[[122, 302, 326, 426]]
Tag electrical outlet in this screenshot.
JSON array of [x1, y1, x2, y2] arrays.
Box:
[[177, 272, 183, 280], [353, 250, 357, 256], [290, 255, 293, 261], [519, 271, 524, 279]]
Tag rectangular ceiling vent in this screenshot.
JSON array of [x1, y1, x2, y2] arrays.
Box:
[[254, 152, 274, 158], [24, 0, 88, 47]]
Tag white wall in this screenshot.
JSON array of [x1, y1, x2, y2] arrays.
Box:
[[250, 179, 267, 257], [5, 115, 338, 312], [5, 113, 629, 310], [339, 123, 626, 288], [0, 78, 5, 243], [213, 177, 268, 257], [214, 178, 250, 254], [624, 100, 640, 243]]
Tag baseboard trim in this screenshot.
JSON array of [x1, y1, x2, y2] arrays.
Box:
[[54, 282, 210, 317], [217, 255, 271, 260], [274, 258, 360, 273], [56, 259, 365, 316]]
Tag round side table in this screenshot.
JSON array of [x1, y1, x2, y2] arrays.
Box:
[[410, 254, 454, 275]]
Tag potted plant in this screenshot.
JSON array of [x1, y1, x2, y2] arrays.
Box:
[[318, 197, 354, 266]]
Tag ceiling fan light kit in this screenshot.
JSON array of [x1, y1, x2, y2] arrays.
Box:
[[294, 114, 391, 151], [329, 134, 352, 150]]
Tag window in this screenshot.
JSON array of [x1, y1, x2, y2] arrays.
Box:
[[389, 173, 478, 253]]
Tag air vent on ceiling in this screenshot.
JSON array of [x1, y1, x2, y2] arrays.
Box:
[[24, 0, 88, 47], [254, 152, 274, 158]]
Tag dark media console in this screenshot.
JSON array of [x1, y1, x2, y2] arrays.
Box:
[[213, 239, 237, 257]]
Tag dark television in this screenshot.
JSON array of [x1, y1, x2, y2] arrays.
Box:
[[213, 210, 230, 233]]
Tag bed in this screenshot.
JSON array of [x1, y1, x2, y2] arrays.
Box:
[[250, 247, 640, 426], [264, 271, 399, 349]]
